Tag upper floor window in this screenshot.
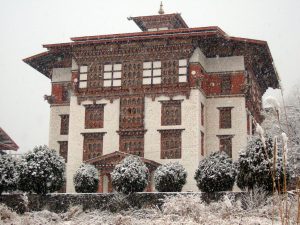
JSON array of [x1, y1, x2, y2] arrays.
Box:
[[143, 61, 161, 85], [218, 135, 233, 158], [103, 63, 122, 87], [219, 107, 232, 129], [178, 59, 188, 83], [161, 100, 181, 126], [85, 104, 104, 129], [79, 66, 88, 88], [221, 75, 231, 94], [60, 114, 69, 135], [82, 133, 105, 161], [58, 141, 68, 163]]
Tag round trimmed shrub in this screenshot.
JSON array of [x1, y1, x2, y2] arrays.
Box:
[[18, 145, 65, 195], [154, 162, 187, 192], [111, 155, 149, 194], [0, 154, 19, 195], [73, 164, 99, 193], [194, 151, 236, 192]]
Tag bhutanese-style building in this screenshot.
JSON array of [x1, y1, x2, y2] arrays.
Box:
[[0, 127, 19, 155], [23, 5, 279, 192]]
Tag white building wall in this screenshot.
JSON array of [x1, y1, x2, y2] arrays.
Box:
[[66, 97, 120, 192], [205, 97, 247, 160], [144, 89, 205, 191]]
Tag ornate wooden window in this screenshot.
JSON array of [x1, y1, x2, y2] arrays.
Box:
[[178, 59, 188, 83], [161, 100, 181, 126], [119, 131, 144, 157], [143, 61, 161, 85], [62, 85, 70, 102], [201, 103, 204, 126], [79, 65, 88, 88], [60, 115, 69, 135], [85, 104, 104, 129], [82, 132, 105, 161], [221, 75, 231, 94], [218, 135, 233, 158], [58, 141, 68, 163], [120, 96, 144, 129], [159, 129, 183, 159], [201, 131, 204, 156], [218, 107, 232, 129], [103, 63, 122, 87], [122, 62, 142, 88]]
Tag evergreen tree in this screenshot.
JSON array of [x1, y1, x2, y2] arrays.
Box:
[[0, 154, 19, 195], [73, 164, 99, 193]]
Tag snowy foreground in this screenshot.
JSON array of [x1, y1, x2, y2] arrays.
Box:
[[0, 194, 298, 225]]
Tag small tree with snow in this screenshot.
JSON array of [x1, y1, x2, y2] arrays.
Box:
[[0, 154, 19, 195], [194, 151, 236, 193], [18, 145, 65, 195], [73, 164, 99, 193], [154, 162, 187, 192], [111, 155, 149, 194], [236, 136, 289, 193]]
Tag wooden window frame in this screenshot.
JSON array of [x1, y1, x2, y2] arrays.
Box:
[[218, 135, 233, 158], [58, 141, 68, 163], [221, 75, 231, 94], [161, 100, 182, 126], [79, 65, 88, 88], [159, 129, 184, 159], [218, 107, 233, 129], [142, 61, 162, 85], [60, 114, 69, 135], [178, 59, 188, 83], [201, 103, 204, 126], [82, 132, 106, 161], [84, 104, 105, 129], [103, 63, 122, 87]]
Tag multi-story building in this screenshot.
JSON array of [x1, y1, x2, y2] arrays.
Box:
[[24, 7, 279, 192], [0, 127, 19, 155]]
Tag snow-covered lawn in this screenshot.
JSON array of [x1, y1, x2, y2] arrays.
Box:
[[0, 194, 298, 225]]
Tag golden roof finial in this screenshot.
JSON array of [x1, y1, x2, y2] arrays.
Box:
[[158, 1, 165, 15]]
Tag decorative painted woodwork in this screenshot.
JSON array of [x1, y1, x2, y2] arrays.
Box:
[[58, 141, 68, 163], [218, 107, 232, 129], [60, 115, 69, 135], [159, 129, 184, 159], [120, 96, 144, 129], [122, 62, 142, 88], [218, 135, 233, 158], [119, 132, 144, 157], [84, 104, 105, 129], [82, 132, 105, 161], [221, 75, 232, 94], [161, 100, 181, 126]]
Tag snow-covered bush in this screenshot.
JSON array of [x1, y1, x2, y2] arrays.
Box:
[[236, 136, 290, 193], [0, 154, 19, 195], [194, 151, 236, 192], [18, 145, 65, 195], [154, 162, 187, 192], [73, 164, 99, 193], [111, 155, 149, 194]]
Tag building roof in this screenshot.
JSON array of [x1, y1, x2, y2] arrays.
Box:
[[0, 127, 19, 151]]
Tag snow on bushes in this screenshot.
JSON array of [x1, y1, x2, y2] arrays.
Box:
[[111, 155, 149, 194], [194, 151, 236, 192], [0, 154, 19, 195], [154, 162, 187, 192], [236, 136, 290, 192], [18, 145, 65, 195], [73, 164, 99, 193]]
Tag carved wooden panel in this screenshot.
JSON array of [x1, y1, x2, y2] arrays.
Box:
[[221, 75, 231, 94], [122, 62, 142, 88], [58, 141, 68, 163], [219, 135, 232, 158], [60, 115, 69, 135], [82, 132, 105, 161], [120, 96, 144, 129], [219, 107, 232, 129], [119, 132, 144, 157], [159, 129, 183, 159], [162, 60, 178, 85], [161, 100, 181, 126], [88, 63, 102, 88], [85, 104, 105, 129]]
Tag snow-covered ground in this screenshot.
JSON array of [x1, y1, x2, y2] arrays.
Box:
[[0, 194, 298, 225]]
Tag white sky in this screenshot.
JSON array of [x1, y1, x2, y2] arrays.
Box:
[[0, 0, 299, 153]]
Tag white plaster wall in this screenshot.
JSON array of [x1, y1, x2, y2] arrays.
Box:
[[205, 97, 247, 161], [48, 106, 70, 152], [144, 89, 204, 191], [189, 47, 245, 73], [52, 68, 72, 82], [66, 97, 120, 192]]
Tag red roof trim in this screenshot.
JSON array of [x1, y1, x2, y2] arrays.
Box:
[[0, 127, 19, 151], [23, 51, 51, 62]]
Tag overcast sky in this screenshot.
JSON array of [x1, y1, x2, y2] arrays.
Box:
[[0, 0, 299, 153]]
